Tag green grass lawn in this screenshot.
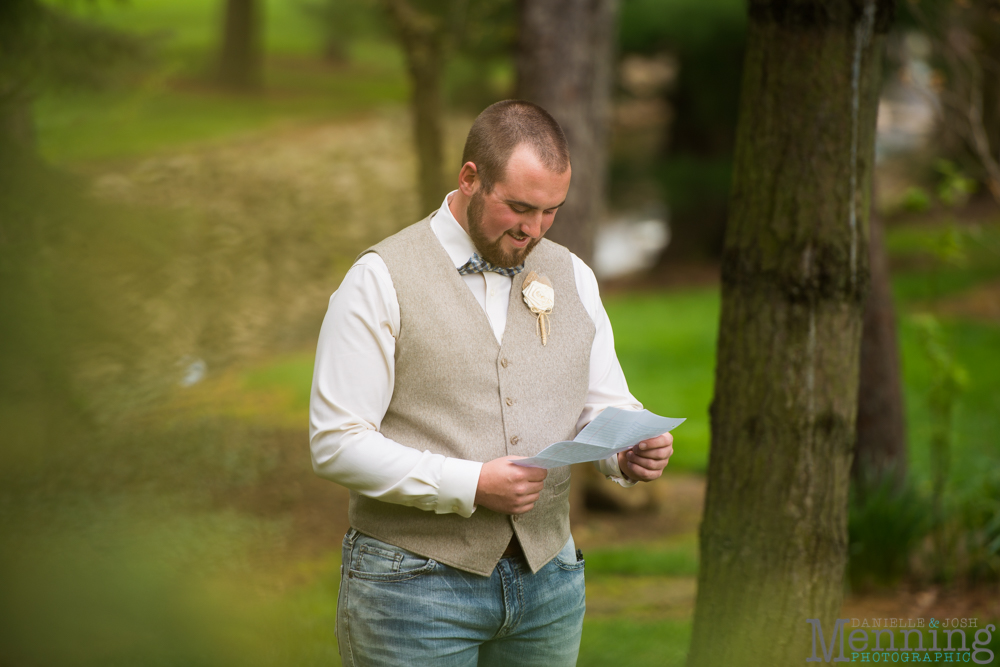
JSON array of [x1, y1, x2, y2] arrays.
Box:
[[37, 0, 408, 164], [35, 55, 408, 164], [605, 288, 720, 472], [580, 617, 691, 666], [68, 0, 330, 56]]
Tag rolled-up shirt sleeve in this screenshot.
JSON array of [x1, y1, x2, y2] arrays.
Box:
[[309, 253, 482, 517]]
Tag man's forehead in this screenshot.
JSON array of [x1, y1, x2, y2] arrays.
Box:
[[492, 145, 570, 208]]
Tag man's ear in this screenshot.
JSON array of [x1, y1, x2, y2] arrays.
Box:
[[457, 161, 479, 197]]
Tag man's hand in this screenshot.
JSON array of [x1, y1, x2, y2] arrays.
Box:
[[617, 432, 674, 482], [475, 456, 548, 515]]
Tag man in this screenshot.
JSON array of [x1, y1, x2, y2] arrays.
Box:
[[309, 100, 673, 667]]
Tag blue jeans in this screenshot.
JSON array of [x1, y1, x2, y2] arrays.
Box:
[[336, 528, 586, 667]]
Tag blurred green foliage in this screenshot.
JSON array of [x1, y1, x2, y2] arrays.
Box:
[[887, 221, 1000, 302], [914, 313, 968, 580], [959, 467, 1000, 582], [900, 185, 932, 213], [619, 0, 745, 156], [936, 159, 978, 209], [445, 0, 516, 112], [2, 0, 150, 98], [295, 0, 387, 64], [617, 0, 746, 257], [848, 470, 931, 589]]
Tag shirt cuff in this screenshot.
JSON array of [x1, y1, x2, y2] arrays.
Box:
[[436, 457, 483, 517], [596, 452, 637, 488]]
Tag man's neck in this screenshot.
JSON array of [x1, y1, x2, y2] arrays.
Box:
[[448, 191, 471, 234]]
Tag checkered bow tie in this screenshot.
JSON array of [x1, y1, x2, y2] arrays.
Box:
[[457, 253, 525, 277]]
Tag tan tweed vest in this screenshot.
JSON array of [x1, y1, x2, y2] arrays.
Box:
[[349, 216, 595, 576]]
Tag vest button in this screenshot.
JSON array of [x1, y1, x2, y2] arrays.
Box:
[[512, 515, 519, 522], [505, 397, 513, 406], [510, 435, 520, 445], [500, 358, 509, 368]]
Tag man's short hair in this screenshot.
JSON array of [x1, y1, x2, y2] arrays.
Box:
[[461, 100, 570, 193]]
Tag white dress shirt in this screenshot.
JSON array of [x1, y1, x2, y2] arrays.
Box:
[[309, 192, 641, 518]]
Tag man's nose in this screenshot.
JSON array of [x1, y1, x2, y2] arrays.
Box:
[[519, 212, 544, 238]]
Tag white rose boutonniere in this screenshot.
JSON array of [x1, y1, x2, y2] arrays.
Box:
[[521, 271, 554, 346]]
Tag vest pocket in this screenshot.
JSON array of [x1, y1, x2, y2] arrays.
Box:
[[550, 474, 571, 496], [350, 542, 438, 582]]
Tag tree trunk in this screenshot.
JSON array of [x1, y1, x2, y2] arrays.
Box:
[[516, 0, 618, 266], [687, 2, 893, 665], [407, 41, 447, 215], [380, 0, 452, 215], [218, 0, 262, 91], [971, 10, 1000, 203], [853, 210, 907, 487]]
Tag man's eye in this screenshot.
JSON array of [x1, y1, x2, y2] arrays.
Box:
[[511, 206, 528, 214]]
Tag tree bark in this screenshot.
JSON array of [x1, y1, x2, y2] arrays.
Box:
[[854, 210, 907, 487], [516, 0, 618, 266], [408, 43, 447, 215], [686, 2, 893, 665], [380, 0, 457, 215], [218, 0, 263, 91]]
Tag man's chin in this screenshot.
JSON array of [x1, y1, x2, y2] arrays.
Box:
[[470, 228, 542, 269], [494, 238, 539, 268]]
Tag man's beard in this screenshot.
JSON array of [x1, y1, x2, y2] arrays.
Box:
[[466, 190, 541, 268]]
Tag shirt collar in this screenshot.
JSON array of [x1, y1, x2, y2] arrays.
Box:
[[431, 190, 479, 270]]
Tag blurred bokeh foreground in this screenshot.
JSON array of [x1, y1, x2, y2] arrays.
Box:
[[2, 0, 1000, 665]]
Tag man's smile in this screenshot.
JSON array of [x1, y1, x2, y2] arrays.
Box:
[[506, 231, 531, 247]]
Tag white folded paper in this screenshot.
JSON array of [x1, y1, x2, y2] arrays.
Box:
[[511, 407, 685, 469]]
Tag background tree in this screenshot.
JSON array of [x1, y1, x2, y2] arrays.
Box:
[[617, 0, 747, 260], [686, 1, 894, 664], [900, 0, 1000, 204], [297, 0, 378, 64], [218, 0, 263, 90], [0, 0, 148, 154], [379, 0, 467, 215], [516, 0, 618, 264], [854, 208, 907, 488]]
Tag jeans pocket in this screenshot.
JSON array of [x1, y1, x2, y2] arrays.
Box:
[[555, 536, 585, 571], [349, 536, 437, 582]]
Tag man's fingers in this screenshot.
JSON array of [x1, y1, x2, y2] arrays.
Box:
[[623, 457, 663, 482], [524, 467, 548, 482], [637, 432, 674, 452], [475, 457, 551, 514], [622, 443, 674, 482], [510, 490, 541, 514], [505, 458, 547, 482], [513, 480, 545, 496], [631, 443, 674, 462], [627, 445, 673, 469]]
